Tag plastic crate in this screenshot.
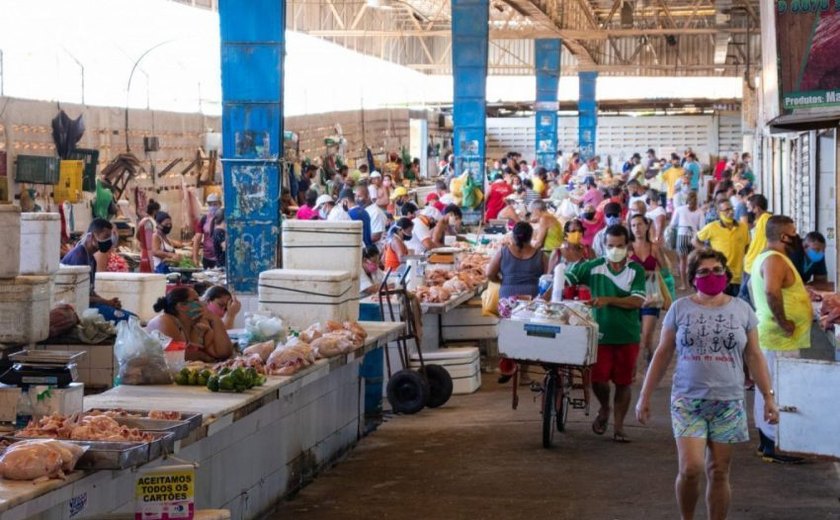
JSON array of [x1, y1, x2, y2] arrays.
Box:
[[15, 155, 60, 184], [68, 148, 99, 192], [54, 160, 84, 203]]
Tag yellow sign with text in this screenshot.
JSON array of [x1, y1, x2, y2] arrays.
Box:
[[135, 464, 195, 520]]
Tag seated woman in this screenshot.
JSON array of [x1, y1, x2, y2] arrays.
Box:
[[202, 286, 241, 330], [360, 245, 385, 296], [146, 287, 234, 362], [383, 217, 413, 271], [151, 212, 186, 274]]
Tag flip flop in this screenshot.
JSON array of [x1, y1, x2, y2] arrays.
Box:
[[613, 431, 632, 443], [592, 415, 608, 435]]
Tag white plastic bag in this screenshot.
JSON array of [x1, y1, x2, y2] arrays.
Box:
[[114, 318, 172, 385], [558, 198, 578, 220], [245, 313, 287, 344]]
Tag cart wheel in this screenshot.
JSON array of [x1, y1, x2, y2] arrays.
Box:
[[556, 372, 571, 432], [387, 369, 429, 415], [542, 373, 557, 449], [419, 364, 453, 408]]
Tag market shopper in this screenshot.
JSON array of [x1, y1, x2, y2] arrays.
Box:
[[547, 218, 594, 272], [750, 216, 812, 463], [694, 199, 749, 297], [202, 285, 241, 330], [192, 193, 222, 269], [635, 248, 778, 520], [566, 224, 646, 442], [669, 191, 704, 290], [592, 202, 623, 257], [738, 194, 771, 306], [147, 287, 234, 363], [799, 231, 828, 286], [296, 190, 320, 221], [629, 214, 668, 365], [360, 245, 385, 295], [485, 173, 514, 221], [347, 187, 374, 248], [61, 218, 136, 323], [151, 211, 186, 274], [487, 221, 547, 299], [136, 199, 161, 273], [529, 200, 564, 253], [383, 217, 413, 270]]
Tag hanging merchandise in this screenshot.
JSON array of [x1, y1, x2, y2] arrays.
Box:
[[92, 180, 114, 219], [50, 110, 85, 159]]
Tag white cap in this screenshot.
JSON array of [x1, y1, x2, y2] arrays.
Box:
[[315, 194, 334, 208], [370, 171, 382, 178], [206, 193, 220, 203]]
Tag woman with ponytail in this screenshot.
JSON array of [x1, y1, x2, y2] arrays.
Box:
[[487, 221, 547, 299]]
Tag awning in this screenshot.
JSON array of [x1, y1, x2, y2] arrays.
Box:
[[768, 111, 840, 133]]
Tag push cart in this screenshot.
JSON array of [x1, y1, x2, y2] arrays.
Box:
[[378, 267, 454, 415], [498, 301, 598, 448]]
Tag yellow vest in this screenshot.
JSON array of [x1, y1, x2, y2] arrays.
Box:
[[750, 250, 812, 351]]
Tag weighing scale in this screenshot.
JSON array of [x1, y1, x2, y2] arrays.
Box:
[[0, 350, 86, 388]]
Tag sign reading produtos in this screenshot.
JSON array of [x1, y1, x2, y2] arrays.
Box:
[[135, 465, 195, 520], [776, 2, 840, 111]]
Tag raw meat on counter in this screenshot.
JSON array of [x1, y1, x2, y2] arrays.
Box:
[[87, 409, 181, 420], [213, 353, 267, 375], [0, 439, 85, 481], [415, 285, 452, 304], [266, 340, 316, 376], [243, 340, 276, 362], [18, 414, 154, 443]]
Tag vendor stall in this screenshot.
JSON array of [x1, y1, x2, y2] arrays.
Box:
[[0, 321, 402, 520]]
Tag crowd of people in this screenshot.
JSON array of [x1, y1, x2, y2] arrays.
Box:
[[482, 147, 824, 520]]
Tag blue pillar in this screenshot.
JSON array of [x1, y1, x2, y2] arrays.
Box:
[[451, 0, 489, 225], [218, 0, 285, 293], [578, 71, 598, 161], [535, 39, 561, 170]]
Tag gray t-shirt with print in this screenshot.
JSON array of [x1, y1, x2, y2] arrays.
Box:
[[663, 296, 758, 401]]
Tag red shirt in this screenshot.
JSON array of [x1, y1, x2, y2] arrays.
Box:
[[296, 205, 319, 220], [484, 181, 513, 221]]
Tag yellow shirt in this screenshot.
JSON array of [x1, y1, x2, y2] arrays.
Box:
[[696, 220, 750, 284], [532, 177, 545, 197], [750, 250, 812, 351], [743, 212, 770, 275], [664, 167, 684, 200]]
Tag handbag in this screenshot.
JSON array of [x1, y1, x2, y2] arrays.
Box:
[[481, 282, 500, 317], [643, 272, 665, 309]]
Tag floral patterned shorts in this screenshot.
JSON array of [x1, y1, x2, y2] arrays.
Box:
[[670, 396, 749, 443]]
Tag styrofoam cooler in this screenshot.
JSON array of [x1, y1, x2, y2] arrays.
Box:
[[410, 347, 481, 394], [441, 298, 499, 341], [53, 264, 91, 313], [282, 220, 363, 320], [0, 276, 51, 344], [95, 273, 166, 322], [259, 269, 355, 330], [0, 205, 21, 278], [20, 213, 61, 275]]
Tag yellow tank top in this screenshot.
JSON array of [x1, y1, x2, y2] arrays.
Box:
[[750, 250, 812, 351], [543, 219, 564, 252]]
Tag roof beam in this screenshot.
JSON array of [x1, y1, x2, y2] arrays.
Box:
[[500, 0, 597, 67], [307, 27, 750, 39]]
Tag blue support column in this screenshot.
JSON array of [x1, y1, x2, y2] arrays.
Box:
[[578, 71, 598, 160], [535, 39, 561, 170], [451, 0, 489, 225], [218, 0, 285, 293]]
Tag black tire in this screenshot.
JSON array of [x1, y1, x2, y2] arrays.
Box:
[[387, 369, 429, 415], [556, 372, 571, 432], [419, 364, 453, 408], [542, 373, 557, 448]]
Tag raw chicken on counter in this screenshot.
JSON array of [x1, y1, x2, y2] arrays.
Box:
[[243, 340, 276, 362], [415, 285, 452, 304], [0, 439, 85, 481], [86, 409, 181, 421], [18, 414, 154, 443], [266, 339, 316, 376], [267, 321, 369, 375]]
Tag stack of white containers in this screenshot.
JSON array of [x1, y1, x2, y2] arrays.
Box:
[[281, 220, 363, 320], [0, 208, 54, 345], [53, 265, 91, 313], [95, 273, 166, 323]]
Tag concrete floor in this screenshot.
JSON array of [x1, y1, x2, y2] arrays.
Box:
[[271, 366, 840, 520]]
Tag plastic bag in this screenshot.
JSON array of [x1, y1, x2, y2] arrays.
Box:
[[114, 318, 172, 385], [245, 313, 287, 344], [77, 309, 116, 344], [643, 272, 665, 309], [558, 198, 578, 220], [481, 282, 500, 317]]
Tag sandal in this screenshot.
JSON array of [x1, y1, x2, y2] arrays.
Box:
[[592, 414, 608, 435], [613, 431, 632, 443]]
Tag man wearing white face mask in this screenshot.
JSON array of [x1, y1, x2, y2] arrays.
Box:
[[566, 224, 646, 443]]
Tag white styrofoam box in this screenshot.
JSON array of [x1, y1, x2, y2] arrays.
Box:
[[441, 298, 499, 341], [498, 317, 598, 366], [95, 272, 166, 322], [0, 205, 21, 278], [29, 383, 84, 417], [282, 220, 363, 275], [53, 264, 91, 313], [69, 201, 93, 234], [0, 276, 51, 344], [0, 386, 21, 422], [19, 212, 61, 275], [259, 269, 354, 330], [410, 347, 481, 394]]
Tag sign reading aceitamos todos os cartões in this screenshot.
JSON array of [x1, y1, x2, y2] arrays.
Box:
[[776, 2, 840, 111]]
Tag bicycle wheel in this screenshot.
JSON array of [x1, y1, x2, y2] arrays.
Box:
[[542, 372, 557, 448], [556, 370, 572, 432]]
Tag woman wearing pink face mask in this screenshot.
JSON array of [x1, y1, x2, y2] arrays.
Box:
[[201, 286, 241, 330], [360, 245, 385, 296], [635, 248, 777, 520]]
